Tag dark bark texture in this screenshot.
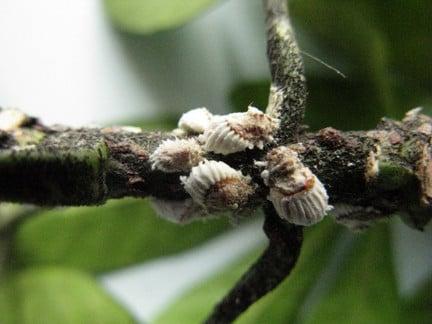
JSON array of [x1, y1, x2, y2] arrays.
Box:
[[1, 111, 430, 228]]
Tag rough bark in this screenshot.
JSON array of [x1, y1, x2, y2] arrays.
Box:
[[264, 0, 307, 142], [1, 110, 430, 228]]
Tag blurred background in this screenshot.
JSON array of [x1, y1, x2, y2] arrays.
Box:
[[0, 0, 431, 323]]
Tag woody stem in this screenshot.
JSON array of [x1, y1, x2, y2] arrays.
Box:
[[204, 203, 303, 324]]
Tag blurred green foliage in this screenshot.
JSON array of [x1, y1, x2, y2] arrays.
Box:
[[292, 0, 432, 127], [104, 0, 219, 34], [231, 0, 431, 131], [0, 116, 231, 323], [155, 220, 341, 323], [238, 220, 341, 324], [402, 277, 432, 324], [156, 222, 426, 324], [156, 250, 260, 324], [134, 117, 177, 131], [12, 199, 230, 273], [304, 224, 400, 324], [0, 267, 135, 324]]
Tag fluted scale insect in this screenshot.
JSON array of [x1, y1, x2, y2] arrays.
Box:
[[201, 106, 279, 155], [150, 138, 204, 173], [258, 146, 331, 225], [180, 160, 255, 212]]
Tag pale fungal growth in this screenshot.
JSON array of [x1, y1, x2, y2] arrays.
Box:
[[365, 145, 381, 182], [180, 160, 254, 211], [201, 106, 279, 155], [177, 107, 213, 134], [150, 138, 204, 173], [0, 108, 28, 131], [332, 203, 380, 232], [149, 197, 206, 224], [257, 146, 331, 226]]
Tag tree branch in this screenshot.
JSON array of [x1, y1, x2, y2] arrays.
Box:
[[205, 203, 303, 324], [264, 0, 307, 142], [0, 108, 431, 228], [0, 119, 182, 205]]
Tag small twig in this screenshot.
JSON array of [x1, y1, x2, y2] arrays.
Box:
[[264, 0, 307, 142], [204, 203, 303, 323]]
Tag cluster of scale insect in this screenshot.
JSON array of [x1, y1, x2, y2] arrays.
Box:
[[149, 106, 331, 227], [149, 106, 278, 221]]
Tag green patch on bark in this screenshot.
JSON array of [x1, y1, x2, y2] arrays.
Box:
[[375, 160, 414, 191], [0, 130, 109, 205]]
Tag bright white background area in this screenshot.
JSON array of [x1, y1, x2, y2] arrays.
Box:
[[0, 0, 268, 126], [1, 0, 431, 323]]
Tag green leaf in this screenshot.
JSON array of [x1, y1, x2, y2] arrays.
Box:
[[104, 0, 219, 34], [229, 81, 270, 113], [155, 248, 260, 324], [155, 220, 341, 324], [291, 0, 432, 121], [0, 267, 135, 324], [237, 220, 341, 324], [305, 224, 401, 324], [402, 276, 432, 324], [230, 1, 432, 130], [12, 199, 230, 273], [0, 203, 35, 230], [304, 76, 393, 131]]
